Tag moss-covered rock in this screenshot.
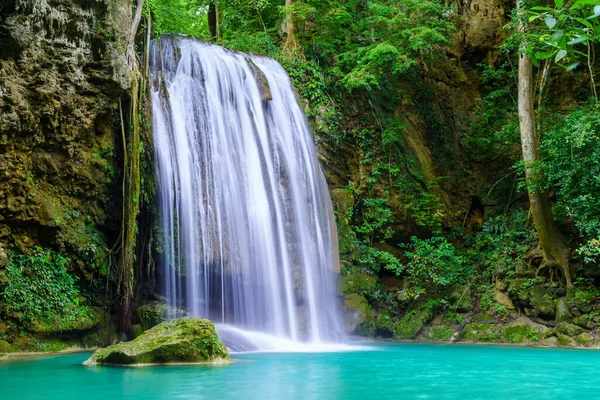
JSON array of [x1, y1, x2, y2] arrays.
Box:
[[572, 315, 594, 330], [556, 322, 585, 337], [84, 318, 230, 366], [459, 323, 500, 343], [472, 314, 495, 323], [393, 308, 432, 340], [344, 294, 375, 335], [339, 271, 378, 296], [137, 302, 187, 330], [529, 286, 555, 319], [421, 326, 455, 341], [540, 336, 558, 347], [0, 339, 15, 353], [557, 333, 576, 347], [30, 306, 110, 334], [500, 316, 547, 343], [555, 297, 573, 324], [577, 332, 594, 345], [570, 292, 595, 314], [450, 286, 473, 313], [375, 310, 395, 335]]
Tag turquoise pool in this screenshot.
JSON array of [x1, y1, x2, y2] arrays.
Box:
[[2, 343, 599, 399]]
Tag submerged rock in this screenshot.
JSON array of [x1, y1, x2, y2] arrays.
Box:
[[84, 318, 230, 366]]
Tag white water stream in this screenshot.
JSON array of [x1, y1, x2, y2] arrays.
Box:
[[150, 36, 345, 350]]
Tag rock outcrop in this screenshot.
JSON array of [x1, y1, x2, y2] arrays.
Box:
[[84, 318, 230, 365]]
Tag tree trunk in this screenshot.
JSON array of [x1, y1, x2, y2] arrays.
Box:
[[119, 0, 144, 333], [208, 1, 217, 41], [216, 4, 222, 40], [517, 51, 572, 291], [283, 0, 298, 55]]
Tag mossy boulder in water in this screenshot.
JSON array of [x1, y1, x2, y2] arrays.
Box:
[[84, 318, 230, 365]]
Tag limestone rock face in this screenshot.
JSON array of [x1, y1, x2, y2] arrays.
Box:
[[458, 0, 509, 61], [84, 318, 230, 366], [0, 0, 131, 261], [493, 289, 515, 310]]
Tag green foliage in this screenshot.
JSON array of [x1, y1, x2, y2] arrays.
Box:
[[1, 248, 86, 325], [462, 210, 534, 280], [335, 0, 455, 90], [145, 0, 210, 38], [401, 236, 467, 298], [355, 197, 395, 244], [467, 63, 520, 162], [526, 0, 600, 69], [543, 103, 600, 239]]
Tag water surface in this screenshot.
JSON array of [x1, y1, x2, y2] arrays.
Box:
[[2, 343, 600, 399]]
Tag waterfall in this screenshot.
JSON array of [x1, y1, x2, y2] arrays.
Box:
[[149, 36, 345, 347]]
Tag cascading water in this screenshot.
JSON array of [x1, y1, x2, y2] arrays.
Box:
[[149, 36, 345, 349]]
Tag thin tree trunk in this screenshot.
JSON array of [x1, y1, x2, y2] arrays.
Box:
[[120, 0, 144, 333], [283, 0, 298, 55], [127, 0, 144, 69], [208, 1, 217, 41], [518, 50, 572, 291], [216, 3, 222, 40]]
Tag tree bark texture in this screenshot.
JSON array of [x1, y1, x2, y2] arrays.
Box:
[[208, 1, 217, 41], [517, 51, 572, 290]]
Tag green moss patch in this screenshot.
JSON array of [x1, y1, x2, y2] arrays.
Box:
[[421, 326, 455, 341], [84, 318, 230, 366], [460, 323, 500, 343]]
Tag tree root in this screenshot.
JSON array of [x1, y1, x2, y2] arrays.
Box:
[[535, 261, 566, 286]]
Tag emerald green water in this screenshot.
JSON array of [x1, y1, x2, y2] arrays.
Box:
[[2, 343, 600, 399]]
